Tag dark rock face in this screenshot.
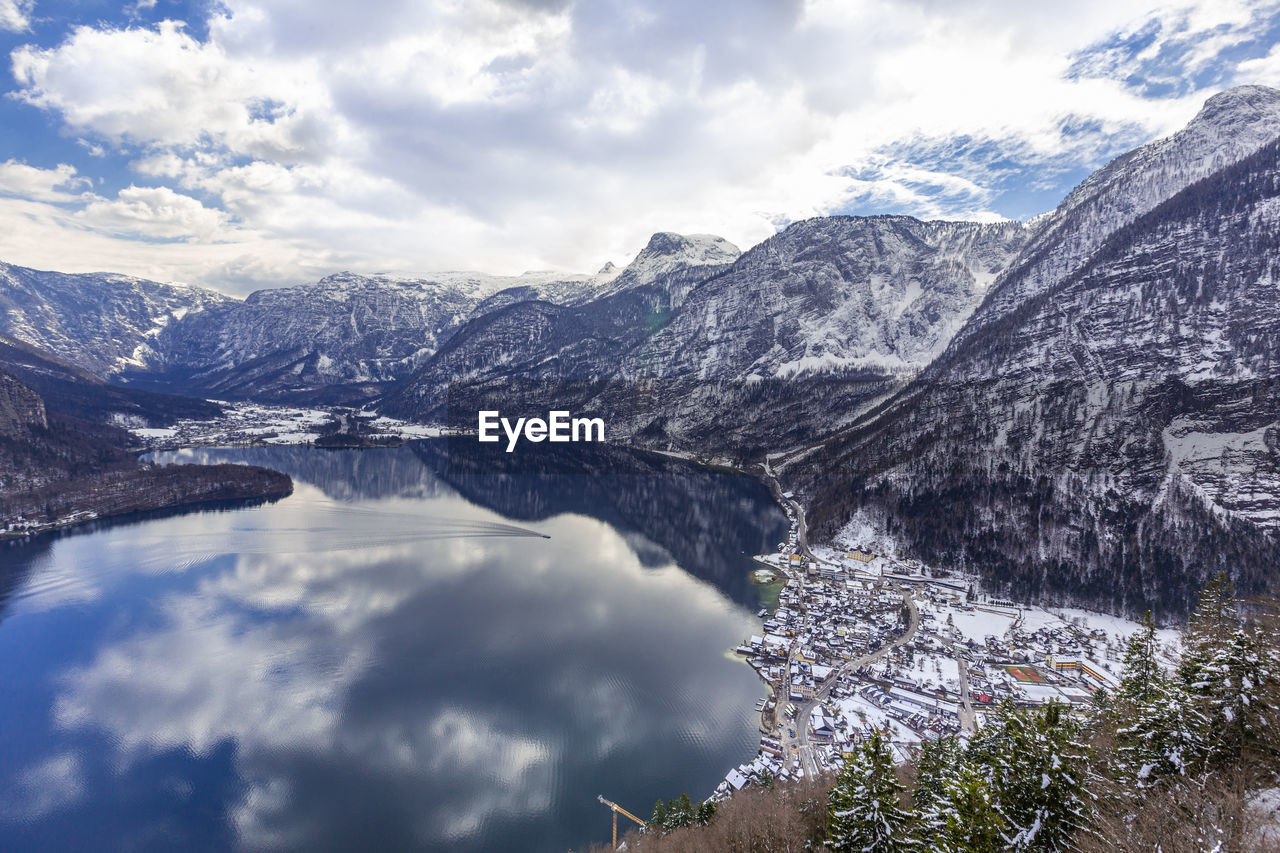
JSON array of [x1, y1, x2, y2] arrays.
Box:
[[0, 369, 46, 437], [797, 132, 1280, 617], [952, 84, 1280, 355], [0, 334, 221, 427]]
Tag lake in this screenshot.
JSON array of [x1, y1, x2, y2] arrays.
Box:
[[0, 440, 788, 852]]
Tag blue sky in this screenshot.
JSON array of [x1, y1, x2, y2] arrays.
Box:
[[1, 0, 1279, 294]]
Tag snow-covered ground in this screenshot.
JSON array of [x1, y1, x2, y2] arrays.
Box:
[[942, 605, 1017, 645], [718, 539, 1185, 799], [833, 695, 923, 745], [129, 401, 447, 449]]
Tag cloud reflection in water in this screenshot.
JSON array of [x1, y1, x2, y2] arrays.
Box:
[[0, 444, 784, 852]]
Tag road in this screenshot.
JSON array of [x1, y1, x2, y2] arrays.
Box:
[[779, 590, 920, 777], [755, 460, 922, 776], [758, 459, 838, 568], [955, 655, 978, 734]]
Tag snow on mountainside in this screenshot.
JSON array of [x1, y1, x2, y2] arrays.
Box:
[[954, 84, 1280, 354], [593, 232, 741, 305], [0, 256, 623, 404], [0, 261, 232, 376], [123, 268, 616, 404], [625, 216, 1027, 384], [798, 120, 1280, 616], [381, 217, 1027, 457], [378, 232, 741, 421]]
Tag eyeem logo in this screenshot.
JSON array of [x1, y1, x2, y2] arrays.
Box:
[[478, 410, 605, 452]]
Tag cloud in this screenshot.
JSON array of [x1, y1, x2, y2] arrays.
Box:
[[12, 21, 336, 161], [0, 160, 92, 202], [0, 0, 31, 33], [1, 0, 1279, 291], [0, 752, 85, 820], [77, 184, 227, 240], [125, 0, 158, 19]]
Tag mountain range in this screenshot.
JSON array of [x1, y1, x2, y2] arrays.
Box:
[[2, 85, 1279, 614]]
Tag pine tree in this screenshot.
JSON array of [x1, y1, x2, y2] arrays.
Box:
[[969, 702, 1089, 852], [1178, 572, 1237, 693], [913, 735, 962, 811], [827, 730, 916, 852], [1198, 623, 1271, 773], [1116, 612, 1162, 704], [648, 798, 667, 831], [934, 761, 1006, 853], [911, 735, 962, 842], [1174, 573, 1279, 776], [1111, 612, 1204, 786], [663, 793, 695, 830], [914, 736, 1006, 852]]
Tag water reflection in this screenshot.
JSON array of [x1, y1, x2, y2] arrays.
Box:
[[0, 441, 787, 852]]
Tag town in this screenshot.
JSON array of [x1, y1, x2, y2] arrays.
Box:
[[713, 501, 1178, 800], [130, 401, 448, 450]]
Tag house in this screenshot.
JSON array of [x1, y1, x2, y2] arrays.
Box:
[[810, 707, 835, 742]]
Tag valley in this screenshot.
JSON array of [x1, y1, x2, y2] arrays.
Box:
[[4, 88, 1278, 619]]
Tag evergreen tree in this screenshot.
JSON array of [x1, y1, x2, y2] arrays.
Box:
[[913, 735, 963, 813], [969, 702, 1089, 852], [1178, 572, 1237, 692], [1198, 623, 1272, 773], [1111, 612, 1204, 786], [648, 792, 717, 834], [1174, 573, 1279, 776], [933, 761, 1006, 853], [664, 793, 695, 830], [1116, 612, 1162, 703], [827, 731, 916, 852], [648, 799, 667, 831], [914, 736, 1005, 852]]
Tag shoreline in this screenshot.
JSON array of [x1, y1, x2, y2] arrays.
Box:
[[0, 463, 294, 541], [121, 413, 1156, 808]]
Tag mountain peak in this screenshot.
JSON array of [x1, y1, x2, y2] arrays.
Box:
[[635, 232, 741, 265], [1194, 84, 1280, 123]]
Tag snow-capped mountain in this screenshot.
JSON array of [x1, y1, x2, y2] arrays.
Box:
[[122, 268, 622, 403], [0, 261, 232, 375], [378, 232, 742, 420], [625, 216, 1027, 381], [794, 96, 1280, 616], [952, 84, 1280, 354], [0, 257, 625, 404], [592, 232, 742, 305], [608, 216, 1029, 453], [382, 217, 1028, 455]]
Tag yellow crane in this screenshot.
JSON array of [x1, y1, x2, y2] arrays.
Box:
[[597, 794, 646, 849]]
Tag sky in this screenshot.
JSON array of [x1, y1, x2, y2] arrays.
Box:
[[0, 0, 1279, 295]]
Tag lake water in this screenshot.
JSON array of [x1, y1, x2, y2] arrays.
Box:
[[0, 441, 787, 852]]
